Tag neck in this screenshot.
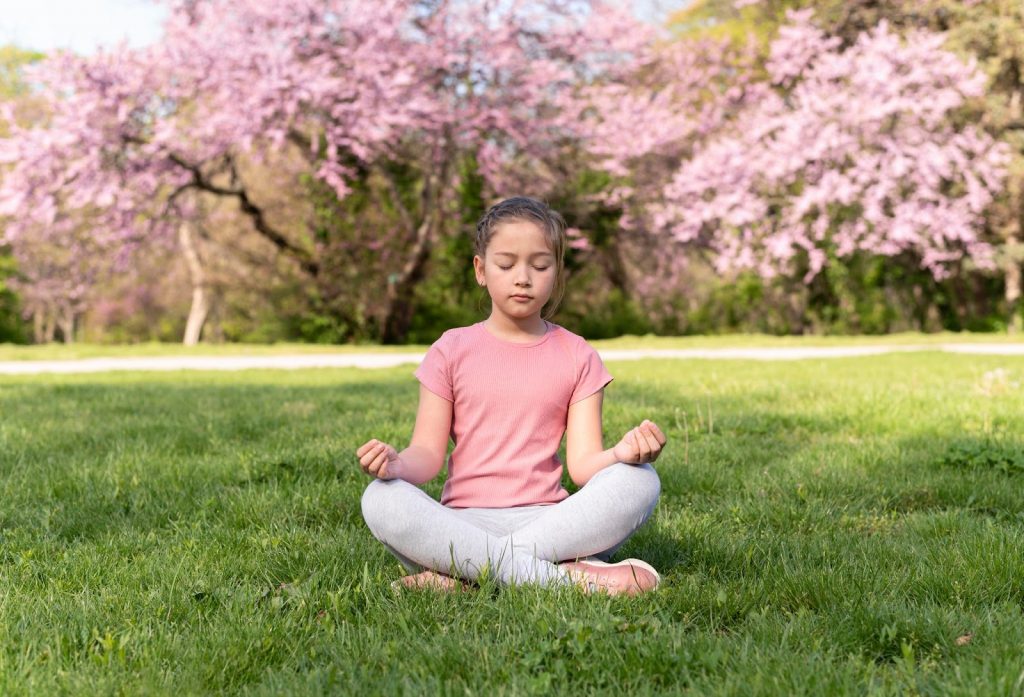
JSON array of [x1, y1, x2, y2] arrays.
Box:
[[484, 311, 547, 339]]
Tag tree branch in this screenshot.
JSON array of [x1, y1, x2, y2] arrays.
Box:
[[167, 150, 319, 276]]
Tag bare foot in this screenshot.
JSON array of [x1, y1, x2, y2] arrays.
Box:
[[560, 558, 661, 596], [391, 570, 465, 593]]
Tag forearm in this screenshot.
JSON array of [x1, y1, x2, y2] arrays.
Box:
[[390, 444, 444, 484], [568, 447, 619, 487]]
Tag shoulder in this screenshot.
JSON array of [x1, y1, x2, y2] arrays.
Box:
[[548, 323, 599, 358], [427, 324, 479, 357]]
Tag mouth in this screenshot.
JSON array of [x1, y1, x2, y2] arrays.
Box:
[[510, 294, 533, 301]]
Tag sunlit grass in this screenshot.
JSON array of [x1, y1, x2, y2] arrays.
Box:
[[1, 354, 1023, 694], [1, 331, 1022, 362]]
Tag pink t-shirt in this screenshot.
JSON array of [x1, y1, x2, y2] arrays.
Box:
[[414, 321, 613, 509]]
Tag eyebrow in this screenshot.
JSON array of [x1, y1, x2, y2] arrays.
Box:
[[493, 251, 554, 259]]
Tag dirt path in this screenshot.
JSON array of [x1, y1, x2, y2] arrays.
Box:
[[1, 344, 1023, 375]]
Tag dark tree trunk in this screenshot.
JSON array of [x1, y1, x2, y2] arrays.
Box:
[[600, 230, 630, 294], [378, 142, 453, 344], [1007, 229, 1022, 333], [381, 215, 434, 344]]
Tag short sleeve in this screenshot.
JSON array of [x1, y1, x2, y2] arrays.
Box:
[[414, 336, 454, 402], [569, 341, 613, 405]]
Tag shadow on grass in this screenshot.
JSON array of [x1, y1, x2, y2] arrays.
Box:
[[1, 376, 873, 555], [0, 377, 418, 542]]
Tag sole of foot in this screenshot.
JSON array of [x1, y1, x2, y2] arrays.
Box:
[[390, 570, 466, 593], [561, 558, 661, 596]]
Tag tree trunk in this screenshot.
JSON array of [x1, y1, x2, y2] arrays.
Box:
[[43, 306, 56, 343], [378, 146, 452, 345], [381, 214, 434, 344], [601, 230, 630, 294], [786, 284, 808, 334], [1007, 230, 1023, 333], [32, 310, 44, 344], [1006, 89, 1024, 334], [179, 221, 210, 346], [59, 306, 74, 344]]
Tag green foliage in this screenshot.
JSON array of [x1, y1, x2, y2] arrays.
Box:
[[405, 230, 483, 343], [0, 47, 39, 343], [406, 154, 488, 343], [556, 283, 653, 339], [682, 272, 796, 335], [942, 437, 1024, 475], [0, 45, 44, 99], [667, 0, 803, 48], [0, 249, 26, 343]]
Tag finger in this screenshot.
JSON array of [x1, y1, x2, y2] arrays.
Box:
[[356, 439, 378, 458], [647, 421, 667, 445], [638, 426, 659, 455], [359, 443, 384, 467], [372, 454, 389, 478], [360, 452, 378, 474], [643, 435, 663, 463], [367, 452, 387, 476], [635, 434, 652, 462], [364, 446, 387, 472]]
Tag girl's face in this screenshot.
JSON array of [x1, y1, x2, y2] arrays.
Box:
[[473, 220, 557, 323]]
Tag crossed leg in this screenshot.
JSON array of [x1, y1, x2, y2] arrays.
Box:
[[361, 463, 660, 589]]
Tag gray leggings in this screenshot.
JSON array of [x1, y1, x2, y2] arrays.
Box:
[[361, 462, 660, 587]]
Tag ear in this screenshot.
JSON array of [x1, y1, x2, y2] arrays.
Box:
[[473, 255, 486, 286]]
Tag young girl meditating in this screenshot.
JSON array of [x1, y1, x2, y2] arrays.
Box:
[[357, 196, 667, 595]]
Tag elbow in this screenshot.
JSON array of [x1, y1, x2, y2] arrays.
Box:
[[567, 466, 591, 488], [405, 459, 444, 485], [394, 446, 446, 485], [425, 458, 445, 483]]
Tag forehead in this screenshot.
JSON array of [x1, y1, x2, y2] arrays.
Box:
[[488, 220, 553, 255]]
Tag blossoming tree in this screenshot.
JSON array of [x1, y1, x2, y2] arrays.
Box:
[[582, 9, 1009, 329], [0, 0, 650, 343]]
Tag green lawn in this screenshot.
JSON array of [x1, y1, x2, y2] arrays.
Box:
[[1, 355, 1023, 694], [1, 331, 1023, 361]]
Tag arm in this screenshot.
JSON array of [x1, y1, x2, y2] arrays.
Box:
[[356, 384, 452, 484], [565, 389, 668, 487], [565, 390, 617, 486]]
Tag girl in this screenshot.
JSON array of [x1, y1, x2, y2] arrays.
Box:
[[357, 197, 666, 595]]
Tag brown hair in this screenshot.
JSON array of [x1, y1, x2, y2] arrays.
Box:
[[474, 196, 567, 318]]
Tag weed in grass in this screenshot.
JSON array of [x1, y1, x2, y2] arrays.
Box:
[[941, 436, 1024, 476]]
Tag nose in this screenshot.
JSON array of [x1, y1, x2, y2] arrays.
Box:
[[514, 266, 531, 287]]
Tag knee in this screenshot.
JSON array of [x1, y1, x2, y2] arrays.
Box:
[[361, 479, 404, 538], [595, 462, 661, 510]]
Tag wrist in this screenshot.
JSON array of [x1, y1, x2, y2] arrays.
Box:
[[572, 448, 619, 486], [386, 453, 405, 480]]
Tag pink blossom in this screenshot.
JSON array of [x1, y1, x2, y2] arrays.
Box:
[[656, 10, 1010, 282]]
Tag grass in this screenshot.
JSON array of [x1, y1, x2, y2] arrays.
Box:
[[1, 354, 1023, 694], [1, 331, 1023, 361]]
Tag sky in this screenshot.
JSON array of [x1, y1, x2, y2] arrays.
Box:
[[0, 0, 683, 56], [0, 0, 169, 55]]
